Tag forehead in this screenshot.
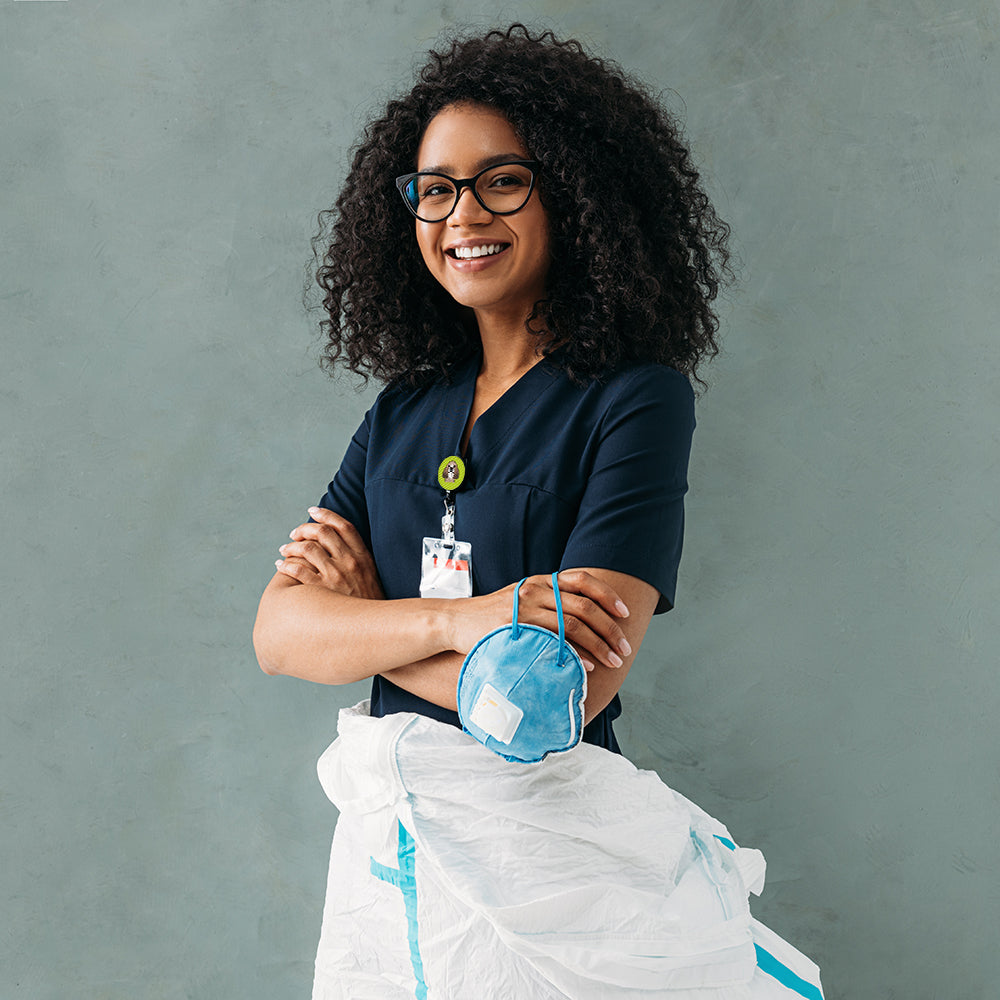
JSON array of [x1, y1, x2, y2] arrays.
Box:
[[416, 103, 528, 173]]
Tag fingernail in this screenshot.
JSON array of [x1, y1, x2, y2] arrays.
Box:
[[615, 600, 629, 617], [274, 559, 284, 569], [583, 659, 595, 672], [308, 506, 320, 515], [608, 651, 624, 668], [618, 638, 632, 657]]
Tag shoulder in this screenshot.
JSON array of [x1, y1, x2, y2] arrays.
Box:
[[365, 371, 457, 421], [598, 362, 693, 398], [579, 363, 695, 431]]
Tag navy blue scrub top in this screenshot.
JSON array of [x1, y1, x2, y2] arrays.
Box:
[[317, 352, 695, 754]]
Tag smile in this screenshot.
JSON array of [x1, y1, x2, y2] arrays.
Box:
[[446, 243, 510, 259]]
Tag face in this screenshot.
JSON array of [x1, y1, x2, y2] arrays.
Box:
[[413, 103, 550, 325]]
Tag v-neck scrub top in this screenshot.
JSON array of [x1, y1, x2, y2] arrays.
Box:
[[316, 353, 696, 753]]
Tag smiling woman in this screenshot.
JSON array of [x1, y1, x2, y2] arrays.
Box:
[[412, 104, 551, 337], [254, 23, 825, 1000]]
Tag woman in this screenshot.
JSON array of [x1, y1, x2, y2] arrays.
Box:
[[254, 25, 824, 1000]]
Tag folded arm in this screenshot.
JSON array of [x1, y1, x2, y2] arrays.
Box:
[[379, 568, 657, 724], [253, 508, 654, 721], [253, 573, 457, 684]]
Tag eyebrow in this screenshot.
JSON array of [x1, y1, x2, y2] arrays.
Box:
[[417, 152, 528, 175]]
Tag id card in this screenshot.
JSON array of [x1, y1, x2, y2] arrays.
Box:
[[420, 537, 473, 599]]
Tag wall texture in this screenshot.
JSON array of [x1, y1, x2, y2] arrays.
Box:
[[3, 1, 998, 997]]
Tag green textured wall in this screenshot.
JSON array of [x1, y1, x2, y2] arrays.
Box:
[[3, 2, 998, 997]]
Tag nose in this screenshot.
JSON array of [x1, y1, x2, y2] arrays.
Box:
[[449, 186, 493, 226]]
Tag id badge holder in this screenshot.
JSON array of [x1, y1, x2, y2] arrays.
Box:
[[420, 456, 473, 599], [420, 535, 472, 598]]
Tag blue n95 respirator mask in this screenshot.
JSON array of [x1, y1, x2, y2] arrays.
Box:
[[457, 572, 588, 764]]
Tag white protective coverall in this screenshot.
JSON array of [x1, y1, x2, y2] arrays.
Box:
[[311, 702, 824, 1000]]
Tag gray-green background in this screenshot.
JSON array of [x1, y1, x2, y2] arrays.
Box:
[[3, 1, 997, 996]]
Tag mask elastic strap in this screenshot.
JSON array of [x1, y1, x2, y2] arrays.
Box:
[[511, 577, 529, 640], [511, 575, 566, 657], [551, 571, 566, 659]]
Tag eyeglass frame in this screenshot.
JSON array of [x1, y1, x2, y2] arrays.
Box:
[[395, 159, 542, 223]]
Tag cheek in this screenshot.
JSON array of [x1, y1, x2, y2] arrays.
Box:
[[524, 205, 551, 261], [415, 224, 440, 271], [526, 217, 551, 276]]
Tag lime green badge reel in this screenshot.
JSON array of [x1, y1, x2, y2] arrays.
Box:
[[457, 572, 588, 764]]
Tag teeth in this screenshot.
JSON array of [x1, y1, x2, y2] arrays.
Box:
[[453, 243, 505, 259]]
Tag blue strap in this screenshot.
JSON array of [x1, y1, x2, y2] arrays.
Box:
[[754, 945, 824, 1000], [511, 577, 528, 640], [550, 571, 566, 657], [369, 820, 428, 999], [713, 835, 823, 999], [511, 574, 566, 658]]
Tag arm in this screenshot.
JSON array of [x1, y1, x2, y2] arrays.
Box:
[[253, 571, 455, 684], [253, 509, 633, 696], [381, 568, 657, 724], [571, 569, 657, 724], [256, 365, 687, 706]]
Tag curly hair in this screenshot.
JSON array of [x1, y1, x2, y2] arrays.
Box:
[[310, 24, 732, 388]]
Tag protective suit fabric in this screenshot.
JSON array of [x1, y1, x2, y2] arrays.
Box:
[[311, 702, 824, 1000]]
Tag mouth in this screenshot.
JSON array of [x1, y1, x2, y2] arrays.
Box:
[[445, 242, 511, 260]]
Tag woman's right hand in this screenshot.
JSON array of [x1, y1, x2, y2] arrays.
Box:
[[445, 569, 632, 673], [274, 506, 385, 600]]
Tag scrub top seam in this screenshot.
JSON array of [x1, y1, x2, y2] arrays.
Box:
[[366, 475, 579, 506]]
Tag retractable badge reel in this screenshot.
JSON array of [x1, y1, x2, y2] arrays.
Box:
[[419, 455, 473, 599], [457, 572, 588, 764]]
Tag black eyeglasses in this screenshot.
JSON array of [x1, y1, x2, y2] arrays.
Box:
[[395, 159, 541, 223]]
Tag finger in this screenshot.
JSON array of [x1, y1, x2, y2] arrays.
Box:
[[559, 609, 626, 670], [275, 557, 320, 585], [559, 592, 632, 662], [291, 518, 373, 568], [289, 523, 362, 567], [279, 539, 337, 571], [556, 569, 630, 618], [306, 507, 372, 558], [519, 580, 626, 670], [555, 568, 629, 618]]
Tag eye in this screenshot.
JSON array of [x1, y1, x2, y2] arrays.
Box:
[[488, 173, 527, 189], [417, 176, 457, 201]]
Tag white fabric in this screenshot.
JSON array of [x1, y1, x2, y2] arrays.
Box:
[[311, 702, 823, 1000]]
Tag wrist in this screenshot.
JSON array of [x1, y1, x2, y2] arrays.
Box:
[[423, 598, 460, 653], [416, 597, 454, 652]]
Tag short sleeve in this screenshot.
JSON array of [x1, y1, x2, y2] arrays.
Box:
[[558, 367, 695, 614], [314, 408, 373, 550]]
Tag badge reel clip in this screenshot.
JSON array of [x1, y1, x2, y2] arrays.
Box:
[[420, 455, 472, 600], [457, 572, 587, 764]]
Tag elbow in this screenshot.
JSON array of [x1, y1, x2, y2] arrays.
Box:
[[252, 614, 284, 677], [257, 655, 281, 677]]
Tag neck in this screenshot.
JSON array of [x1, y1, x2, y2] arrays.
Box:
[[473, 308, 545, 384]]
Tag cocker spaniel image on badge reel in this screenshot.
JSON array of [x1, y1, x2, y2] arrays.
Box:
[[457, 572, 587, 763]]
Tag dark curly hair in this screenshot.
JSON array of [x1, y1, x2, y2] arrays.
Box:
[[310, 24, 732, 388]]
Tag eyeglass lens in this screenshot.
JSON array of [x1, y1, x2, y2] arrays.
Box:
[[403, 163, 534, 221]]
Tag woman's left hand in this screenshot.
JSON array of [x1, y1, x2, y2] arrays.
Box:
[[275, 506, 384, 599]]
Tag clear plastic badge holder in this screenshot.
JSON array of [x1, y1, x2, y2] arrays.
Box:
[[457, 572, 588, 764], [419, 537, 472, 599], [420, 490, 472, 599]]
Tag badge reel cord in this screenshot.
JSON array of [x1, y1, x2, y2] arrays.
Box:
[[419, 455, 472, 601]]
